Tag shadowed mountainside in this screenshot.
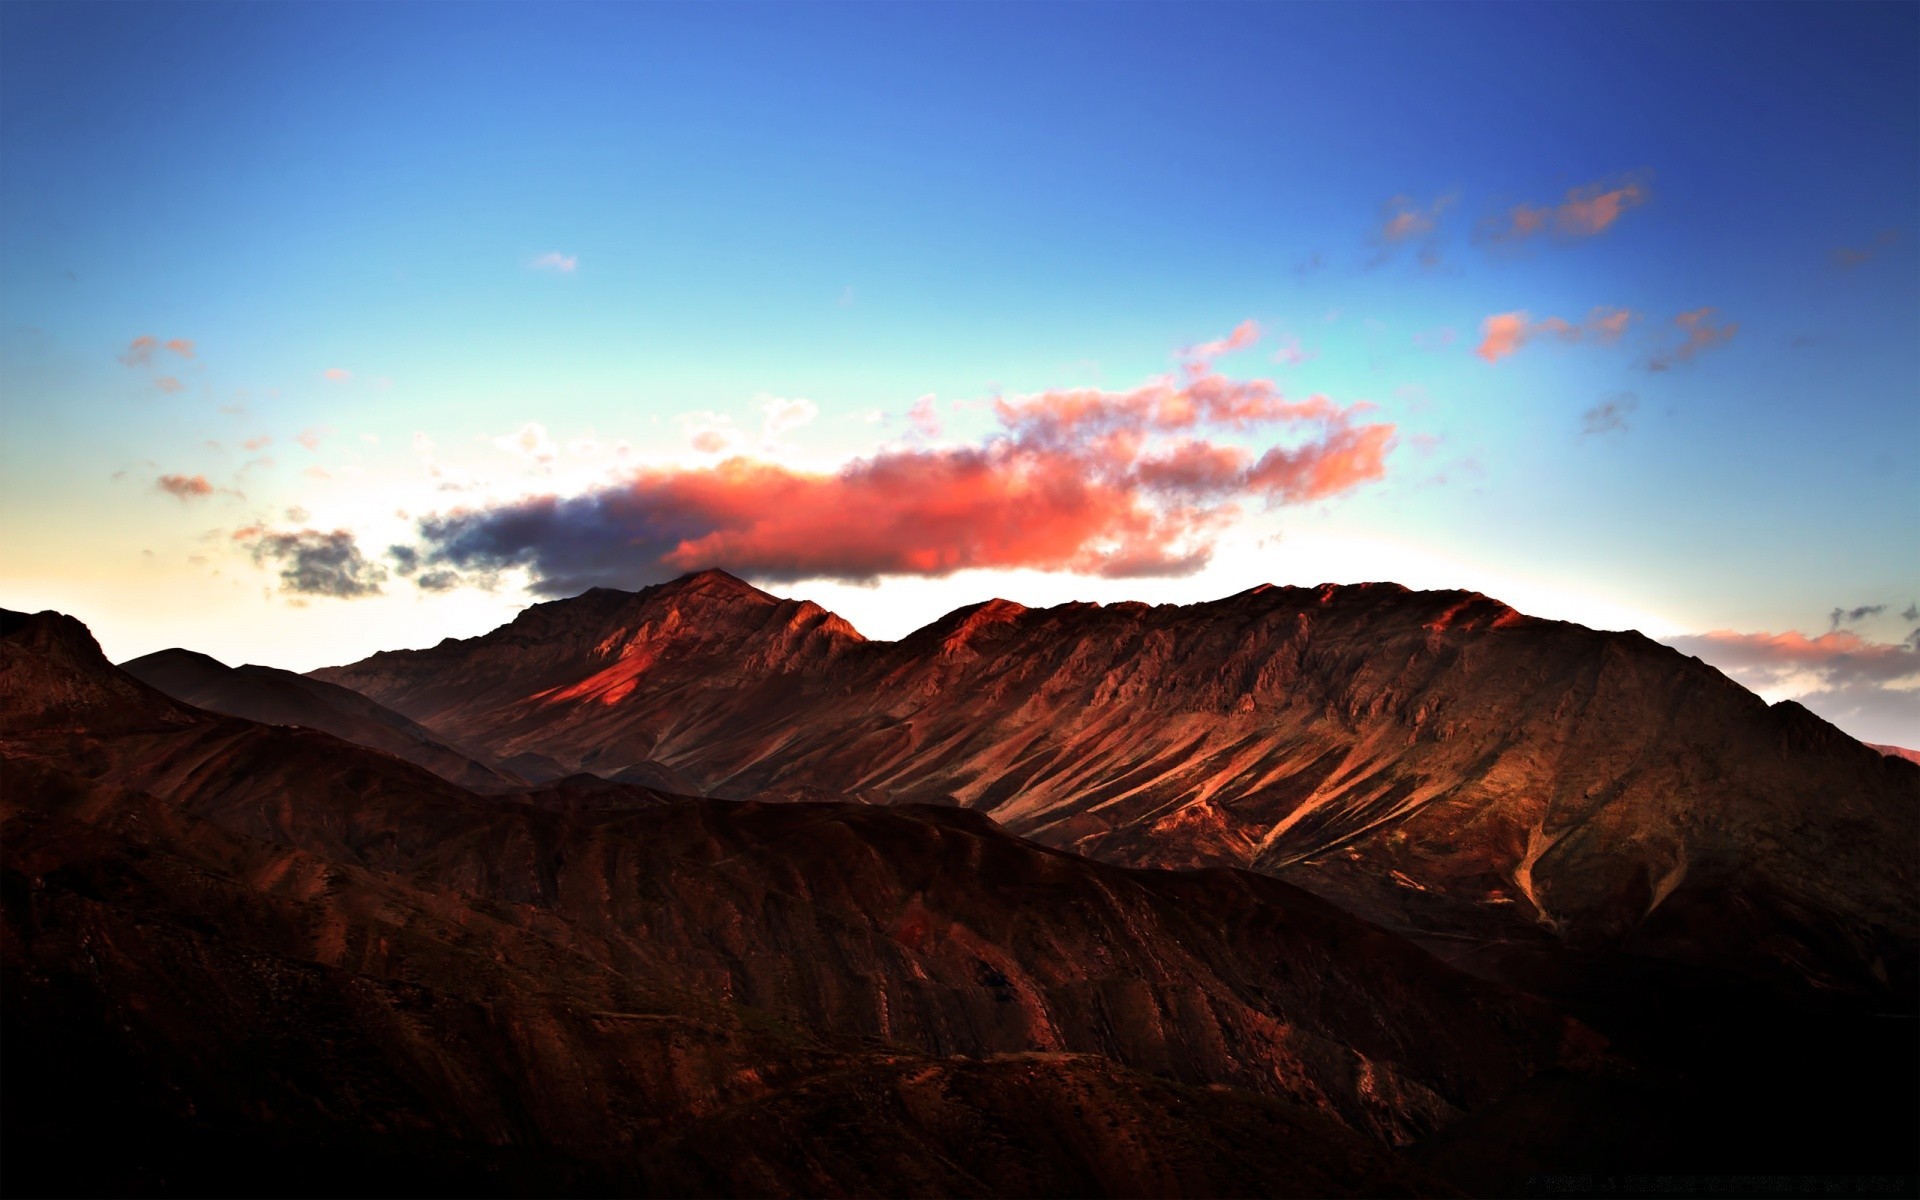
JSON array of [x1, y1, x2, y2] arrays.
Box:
[[315, 570, 1920, 1007], [121, 646, 519, 792], [4, 605, 1610, 1197]]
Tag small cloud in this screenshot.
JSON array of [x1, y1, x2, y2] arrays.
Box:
[[691, 429, 731, 454], [1271, 332, 1314, 366], [156, 474, 216, 500], [1831, 230, 1899, 269], [495, 421, 557, 463], [1483, 174, 1651, 244], [323, 367, 352, 382], [304, 466, 333, 480], [285, 505, 311, 522], [1580, 393, 1637, 436], [1830, 604, 1887, 632], [907, 394, 942, 438], [1292, 251, 1325, 277], [297, 427, 330, 451], [412, 431, 435, 455], [118, 335, 195, 367], [1646, 308, 1737, 372], [530, 251, 578, 273], [1370, 194, 1452, 268], [1182, 320, 1260, 371], [238, 527, 388, 598], [836, 285, 856, 308], [1475, 307, 1636, 363], [153, 376, 185, 395], [759, 395, 819, 444], [243, 435, 272, 451]]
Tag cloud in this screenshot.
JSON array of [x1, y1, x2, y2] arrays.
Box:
[[118, 335, 195, 367], [1182, 320, 1260, 366], [760, 396, 819, 444], [243, 435, 272, 451], [1484, 175, 1651, 244], [1831, 230, 1899, 269], [152, 376, 186, 395], [323, 367, 352, 382], [1293, 252, 1325, 277], [236, 527, 387, 598], [1580, 393, 1637, 436], [530, 251, 578, 273], [1665, 627, 1920, 745], [156, 474, 216, 500], [495, 421, 557, 463], [1646, 307, 1737, 371], [405, 354, 1396, 596], [1830, 604, 1887, 631], [1475, 307, 1635, 363], [1370, 195, 1452, 267], [297, 427, 330, 452], [907, 394, 942, 438]]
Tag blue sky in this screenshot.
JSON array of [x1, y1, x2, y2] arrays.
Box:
[[2, 2, 1916, 742]]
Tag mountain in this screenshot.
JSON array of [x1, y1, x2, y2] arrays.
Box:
[[4, 605, 1607, 1196], [121, 646, 519, 791], [1870, 742, 1920, 766], [316, 570, 1920, 1008]]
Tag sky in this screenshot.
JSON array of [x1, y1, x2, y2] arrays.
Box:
[[1, 2, 1916, 744]]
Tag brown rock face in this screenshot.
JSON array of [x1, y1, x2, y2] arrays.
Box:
[[5, 606, 1594, 1196], [314, 572, 1920, 1004]]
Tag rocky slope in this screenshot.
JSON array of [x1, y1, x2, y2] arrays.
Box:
[[121, 646, 518, 791], [316, 571, 1920, 1006], [4, 606, 1612, 1196]]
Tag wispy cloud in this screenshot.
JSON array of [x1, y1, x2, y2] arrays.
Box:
[[1475, 307, 1635, 363], [530, 251, 578, 273], [494, 421, 557, 463], [1580, 393, 1637, 436], [1831, 230, 1899, 269], [1646, 307, 1737, 371], [1370, 194, 1452, 267], [297, 427, 331, 452], [118, 335, 196, 368], [1482, 175, 1651, 243], [402, 335, 1396, 596], [323, 367, 352, 382], [907, 394, 943, 438]]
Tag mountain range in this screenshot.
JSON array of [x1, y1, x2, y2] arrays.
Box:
[[4, 575, 1916, 1197]]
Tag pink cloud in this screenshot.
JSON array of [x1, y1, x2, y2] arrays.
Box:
[[691, 430, 731, 454], [1647, 308, 1737, 371], [908, 394, 943, 438], [156, 474, 215, 500], [1182, 319, 1261, 366], [297, 427, 330, 451], [323, 368, 352, 382], [153, 376, 185, 394], [119, 335, 196, 367], [530, 252, 578, 273], [1475, 307, 1637, 363], [411, 352, 1397, 593], [1486, 176, 1651, 243], [243, 435, 273, 451]]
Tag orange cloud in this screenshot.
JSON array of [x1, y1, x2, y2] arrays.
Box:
[[412, 357, 1396, 594], [243, 435, 273, 451], [1647, 308, 1737, 371], [1486, 176, 1651, 243], [164, 338, 195, 358], [1475, 307, 1636, 363], [907, 394, 943, 438], [1182, 319, 1260, 366], [153, 376, 185, 394], [323, 368, 352, 382], [156, 474, 215, 500]]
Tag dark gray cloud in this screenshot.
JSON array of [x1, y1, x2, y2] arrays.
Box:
[[242, 528, 387, 599], [1829, 603, 1887, 631]]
